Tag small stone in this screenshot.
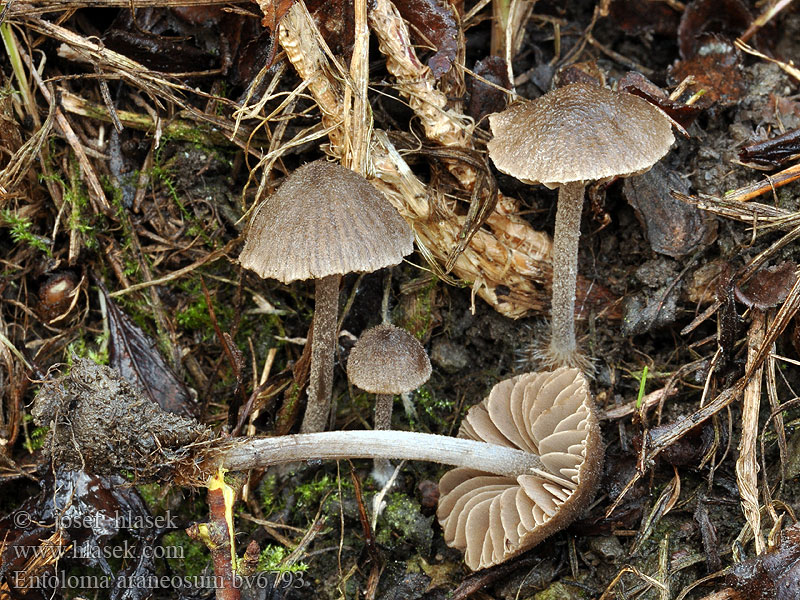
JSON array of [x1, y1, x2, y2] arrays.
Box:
[[430, 339, 469, 373]]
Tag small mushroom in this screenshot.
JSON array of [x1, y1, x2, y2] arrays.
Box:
[[436, 368, 603, 570], [239, 160, 414, 433], [347, 323, 431, 431], [487, 81, 675, 369]]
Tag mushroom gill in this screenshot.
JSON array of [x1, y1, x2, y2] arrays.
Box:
[[437, 368, 603, 570]]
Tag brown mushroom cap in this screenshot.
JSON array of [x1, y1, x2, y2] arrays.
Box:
[[437, 368, 603, 570], [239, 160, 414, 283], [347, 324, 432, 395], [487, 81, 675, 187]]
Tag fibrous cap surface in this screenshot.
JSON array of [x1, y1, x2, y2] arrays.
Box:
[[347, 323, 432, 394], [487, 82, 675, 187], [240, 160, 414, 283]]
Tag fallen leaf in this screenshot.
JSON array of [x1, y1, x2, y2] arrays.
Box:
[[393, 0, 459, 79], [735, 261, 799, 310], [96, 278, 196, 417]]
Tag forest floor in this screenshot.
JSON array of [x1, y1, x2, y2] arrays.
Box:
[[2, 1, 800, 599]]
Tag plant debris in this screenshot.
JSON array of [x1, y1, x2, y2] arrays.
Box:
[[2, 0, 800, 598], [31, 359, 212, 478]]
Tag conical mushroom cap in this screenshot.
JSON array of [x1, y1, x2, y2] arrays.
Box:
[[347, 324, 431, 395], [487, 82, 675, 187], [437, 368, 603, 570], [239, 160, 415, 283]]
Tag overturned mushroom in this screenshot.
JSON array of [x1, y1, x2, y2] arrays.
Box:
[[437, 368, 603, 570], [488, 82, 674, 369], [239, 160, 414, 433], [34, 361, 601, 571]]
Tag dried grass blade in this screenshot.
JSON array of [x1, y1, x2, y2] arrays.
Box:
[[736, 310, 766, 554], [629, 467, 681, 555]]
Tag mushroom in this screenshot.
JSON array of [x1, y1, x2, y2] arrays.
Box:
[[239, 160, 414, 433], [437, 367, 603, 570], [487, 81, 675, 369], [347, 323, 431, 478], [347, 323, 432, 430], [36, 360, 602, 571]]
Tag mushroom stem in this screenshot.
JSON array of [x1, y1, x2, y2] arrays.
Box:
[[374, 394, 393, 430], [547, 181, 585, 367], [219, 430, 555, 480], [301, 273, 341, 433], [373, 394, 394, 476]]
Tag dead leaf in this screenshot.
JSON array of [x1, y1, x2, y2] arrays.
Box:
[[624, 162, 717, 258], [97, 278, 196, 417], [257, 0, 296, 31], [394, 0, 459, 79], [677, 0, 752, 60], [735, 261, 799, 310]]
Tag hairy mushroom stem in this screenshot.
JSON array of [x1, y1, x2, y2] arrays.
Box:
[[547, 181, 586, 368], [301, 274, 341, 433], [374, 395, 393, 430], [217, 430, 569, 483]]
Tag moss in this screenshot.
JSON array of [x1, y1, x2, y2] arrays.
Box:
[[162, 531, 209, 578], [411, 387, 454, 430], [259, 474, 284, 516], [255, 544, 308, 574], [534, 581, 592, 600], [22, 413, 48, 452], [295, 474, 337, 514], [376, 493, 433, 554], [66, 331, 109, 365], [135, 483, 163, 508], [395, 276, 439, 342], [0, 208, 52, 255]]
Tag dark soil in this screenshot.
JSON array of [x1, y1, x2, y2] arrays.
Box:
[[2, 1, 800, 600]]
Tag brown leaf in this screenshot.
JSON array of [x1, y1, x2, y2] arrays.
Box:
[[735, 261, 799, 310], [307, 0, 355, 57], [725, 523, 800, 600], [393, 0, 459, 79], [256, 0, 296, 32], [670, 35, 747, 107], [608, 0, 680, 36], [739, 127, 800, 168], [96, 278, 196, 417], [623, 162, 717, 258], [618, 71, 707, 129], [677, 0, 752, 60], [467, 56, 510, 122]]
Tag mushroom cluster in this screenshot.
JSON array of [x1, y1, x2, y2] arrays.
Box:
[[488, 81, 675, 369], [437, 368, 603, 570], [239, 160, 414, 433]]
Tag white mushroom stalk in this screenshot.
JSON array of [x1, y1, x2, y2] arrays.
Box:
[[218, 429, 569, 484]]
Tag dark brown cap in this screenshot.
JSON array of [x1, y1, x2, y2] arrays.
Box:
[[487, 82, 675, 188], [437, 368, 603, 570], [347, 324, 431, 395], [239, 160, 414, 283]]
